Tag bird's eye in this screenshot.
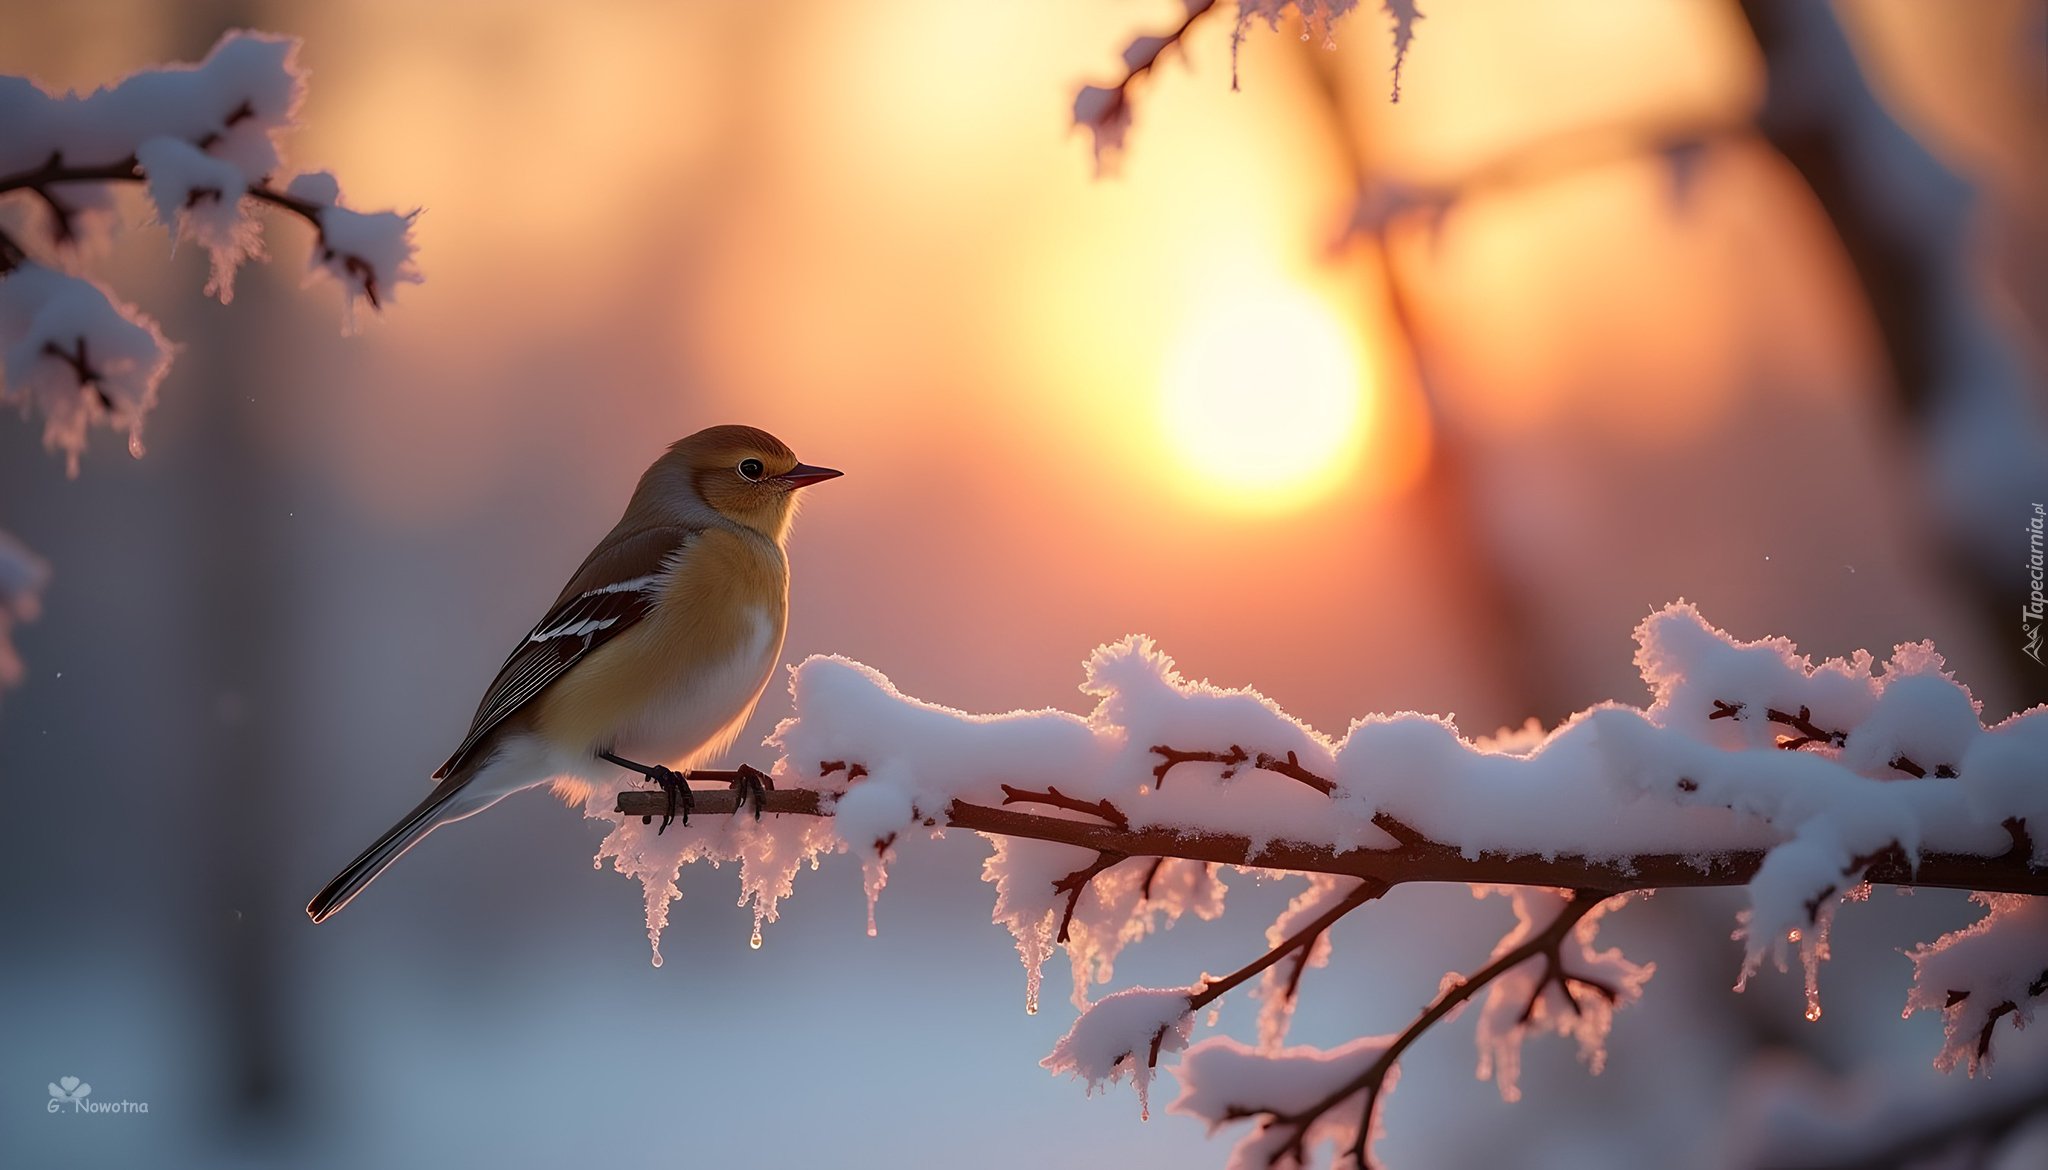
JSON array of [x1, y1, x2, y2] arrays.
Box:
[[738, 458, 765, 481]]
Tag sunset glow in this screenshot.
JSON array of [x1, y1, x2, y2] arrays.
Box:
[[1159, 282, 1369, 510]]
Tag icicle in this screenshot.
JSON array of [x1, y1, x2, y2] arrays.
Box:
[[860, 849, 891, 939]]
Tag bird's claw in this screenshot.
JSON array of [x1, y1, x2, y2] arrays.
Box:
[[732, 764, 774, 821], [651, 765, 694, 834]]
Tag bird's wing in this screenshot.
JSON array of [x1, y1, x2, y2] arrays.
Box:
[[433, 524, 698, 779]]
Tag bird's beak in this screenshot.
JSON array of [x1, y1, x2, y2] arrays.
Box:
[[776, 462, 843, 488]]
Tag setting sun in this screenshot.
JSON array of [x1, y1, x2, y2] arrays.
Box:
[[1160, 282, 1370, 510]]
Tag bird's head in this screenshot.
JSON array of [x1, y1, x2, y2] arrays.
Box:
[[649, 425, 841, 541]]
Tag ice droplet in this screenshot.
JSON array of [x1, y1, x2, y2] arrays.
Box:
[[1787, 928, 1802, 942], [651, 951, 663, 969], [866, 923, 878, 938], [749, 930, 763, 950], [127, 433, 145, 459], [1804, 1003, 1822, 1022], [1026, 986, 1040, 1015]]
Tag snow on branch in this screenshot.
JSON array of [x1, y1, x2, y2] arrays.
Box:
[[0, 31, 420, 473], [598, 603, 2048, 1168], [1074, 1, 1415, 168]]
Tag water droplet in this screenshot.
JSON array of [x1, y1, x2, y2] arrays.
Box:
[[1804, 1004, 1822, 1022], [127, 433, 145, 459], [1787, 928, 1802, 942], [866, 924, 878, 938], [1026, 988, 1040, 1015], [1140, 1107, 1150, 1121], [651, 953, 664, 969], [749, 930, 763, 950]]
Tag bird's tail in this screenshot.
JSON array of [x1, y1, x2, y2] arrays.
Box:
[[307, 778, 472, 924]]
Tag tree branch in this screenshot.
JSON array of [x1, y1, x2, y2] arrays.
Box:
[[1188, 878, 1387, 1014], [0, 151, 331, 265], [1206, 892, 1608, 1168], [614, 781, 2048, 898]]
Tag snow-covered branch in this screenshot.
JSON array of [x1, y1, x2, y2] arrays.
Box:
[[614, 770, 2044, 899], [0, 31, 420, 473], [594, 603, 2048, 1168]]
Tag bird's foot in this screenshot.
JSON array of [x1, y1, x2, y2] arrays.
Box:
[[650, 765, 695, 834], [730, 764, 774, 821], [601, 750, 697, 833]]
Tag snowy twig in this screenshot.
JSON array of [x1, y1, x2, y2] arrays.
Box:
[[1222, 890, 1607, 1170], [1155, 744, 1431, 847], [1072, 0, 1224, 165], [0, 152, 375, 301], [1714, 699, 1960, 779]]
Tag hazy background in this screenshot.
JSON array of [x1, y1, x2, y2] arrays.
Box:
[[3, 1, 2044, 1166]]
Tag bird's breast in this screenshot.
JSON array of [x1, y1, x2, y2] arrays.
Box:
[[608, 602, 780, 766], [535, 526, 788, 767]]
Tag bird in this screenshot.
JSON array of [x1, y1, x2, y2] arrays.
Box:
[[306, 424, 841, 923]]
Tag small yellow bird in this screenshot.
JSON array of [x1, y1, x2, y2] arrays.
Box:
[[307, 425, 840, 923]]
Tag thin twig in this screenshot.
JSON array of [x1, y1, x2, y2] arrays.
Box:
[[1189, 879, 1386, 1013], [1153, 746, 1431, 850], [1053, 850, 1128, 943], [1153, 744, 1248, 786], [0, 151, 332, 274], [1110, 878, 1386, 1085], [1712, 700, 1957, 778], [1248, 891, 1608, 1170], [1001, 784, 1129, 829], [1077, 0, 1224, 149]]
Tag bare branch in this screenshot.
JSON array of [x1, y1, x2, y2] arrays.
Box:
[[1189, 879, 1387, 1014], [1152, 743, 1249, 786], [1053, 850, 1129, 943], [1152, 745, 1429, 848], [1001, 784, 1129, 829]]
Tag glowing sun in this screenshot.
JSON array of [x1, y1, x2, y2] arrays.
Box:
[[1160, 283, 1369, 510]]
